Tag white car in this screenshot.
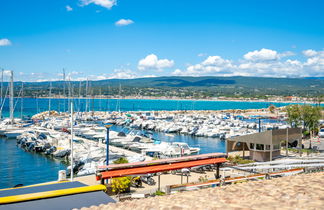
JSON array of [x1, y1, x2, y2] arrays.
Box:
[[319, 128, 324, 138]]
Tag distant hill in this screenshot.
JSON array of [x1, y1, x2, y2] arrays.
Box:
[[5, 76, 324, 98]]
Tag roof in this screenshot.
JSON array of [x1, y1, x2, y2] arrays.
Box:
[[0, 181, 115, 210], [82, 172, 324, 210], [98, 153, 226, 171], [98, 157, 227, 180]]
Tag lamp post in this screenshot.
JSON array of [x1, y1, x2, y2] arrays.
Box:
[[105, 124, 113, 166]]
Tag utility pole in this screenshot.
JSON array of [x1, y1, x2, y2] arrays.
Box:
[[9, 70, 14, 124]]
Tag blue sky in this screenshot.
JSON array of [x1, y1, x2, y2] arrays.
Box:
[[0, 0, 324, 81]]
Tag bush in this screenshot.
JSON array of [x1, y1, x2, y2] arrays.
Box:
[[111, 157, 130, 194], [227, 155, 254, 165], [153, 190, 165, 196], [113, 157, 129, 164], [111, 177, 131, 194]]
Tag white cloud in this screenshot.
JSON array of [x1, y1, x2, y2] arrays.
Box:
[[197, 53, 207, 57], [79, 0, 116, 9], [303, 49, 318, 57], [172, 49, 324, 77], [115, 19, 134, 26], [0, 38, 11, 46], [172, 56, 234, 76], [66, 5, 73, 11], [138, 54, 174, 71], [243, 48, 279, 61]]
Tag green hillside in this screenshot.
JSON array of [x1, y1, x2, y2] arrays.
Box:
[[5, 76, 324, 98]]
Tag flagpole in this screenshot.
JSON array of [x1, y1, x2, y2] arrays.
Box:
[[70, 102, 74, 181]]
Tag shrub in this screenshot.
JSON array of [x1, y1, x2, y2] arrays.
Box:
[[111, 177, 131, 194], [153, 190, 166, 196], [111, 157, 131, 194], [113, 157, 129, 164]]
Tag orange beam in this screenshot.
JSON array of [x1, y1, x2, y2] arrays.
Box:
[[98, 153, 226, 171], [97, 157, 227, 180]]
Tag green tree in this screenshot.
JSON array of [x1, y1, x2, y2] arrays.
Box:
[[286, 104, 302, 127], [301, 105, 321, 133], [268, 104, 276, 114]]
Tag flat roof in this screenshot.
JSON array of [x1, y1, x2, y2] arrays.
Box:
[[0, 181, 115, 210], [98, 153, 226, 171], [98, 157, 227, 180]]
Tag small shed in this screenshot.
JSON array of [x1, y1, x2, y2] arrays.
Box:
[[226, 128, 302, 161]]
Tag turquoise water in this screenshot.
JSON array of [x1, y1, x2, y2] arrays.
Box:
[[0, 138, 66, 189], [0, 98, 317, 189], [0, 98, 299, 118]]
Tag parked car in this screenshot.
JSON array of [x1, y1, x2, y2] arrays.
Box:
[[319, 128, 324, 138]]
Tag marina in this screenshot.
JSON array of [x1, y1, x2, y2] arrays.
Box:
[[0, 106, 291, 189]]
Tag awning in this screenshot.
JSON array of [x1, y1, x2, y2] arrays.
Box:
[[98, 157, 227, 180]]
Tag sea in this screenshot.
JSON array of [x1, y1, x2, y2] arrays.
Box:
[[0, 98, 311, 189]]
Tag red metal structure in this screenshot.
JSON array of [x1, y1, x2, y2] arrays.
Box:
[[96, 153, 227, 181]]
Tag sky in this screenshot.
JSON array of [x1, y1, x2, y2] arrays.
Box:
[[0, 0, 324, 82]]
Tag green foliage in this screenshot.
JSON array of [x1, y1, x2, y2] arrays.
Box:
[[111, 177, 131, 194], [287, 148, 316, 153], [286, 104, 302, 127], [198, 175, 209, 182], [113, 157, 129, 164], [111, 157, 130, 194], [153, 190, 166, 196], [286, 104, 322, 132], [227, 155, 254, 165], [268, 104, 276, 113], [7, 76, 324, 98], [301, 105, 322, 132]]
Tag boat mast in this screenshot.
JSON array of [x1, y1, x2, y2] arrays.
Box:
[[21, 82, 24, 119], [0, 69, 3, 119], [63, 68, 66, 112], [68, 78, 71, 113], [9, 70, 14, 124], [48, 81, 52, 116], [78, 80, 81, 113], [70, 101, 74, 181], [116, 84, 121, 112], [99, 88, 102, 111], [85, 78, 89, 113]]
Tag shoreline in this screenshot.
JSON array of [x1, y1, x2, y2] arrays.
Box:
[[3, 96, 320, 105]]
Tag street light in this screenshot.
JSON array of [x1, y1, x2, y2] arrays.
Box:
[[105, 124, 113, 166]]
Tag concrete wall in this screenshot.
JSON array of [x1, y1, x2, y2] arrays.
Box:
[[250, 150, 280, 162]]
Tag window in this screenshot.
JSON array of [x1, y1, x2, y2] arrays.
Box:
[[256, 144, 264, 150], [250, 143, 255, 150], [266, 145, 271, 150], [273, 144, 280, 150]]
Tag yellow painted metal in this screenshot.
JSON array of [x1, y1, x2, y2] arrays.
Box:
[[0, 185, 107, 204], [0, 181, 69, 192]]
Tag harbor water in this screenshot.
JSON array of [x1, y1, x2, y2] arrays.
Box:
[[0, 98, 310, 189], [0, 98, 297, 118], [0, 137, 66, 189]]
